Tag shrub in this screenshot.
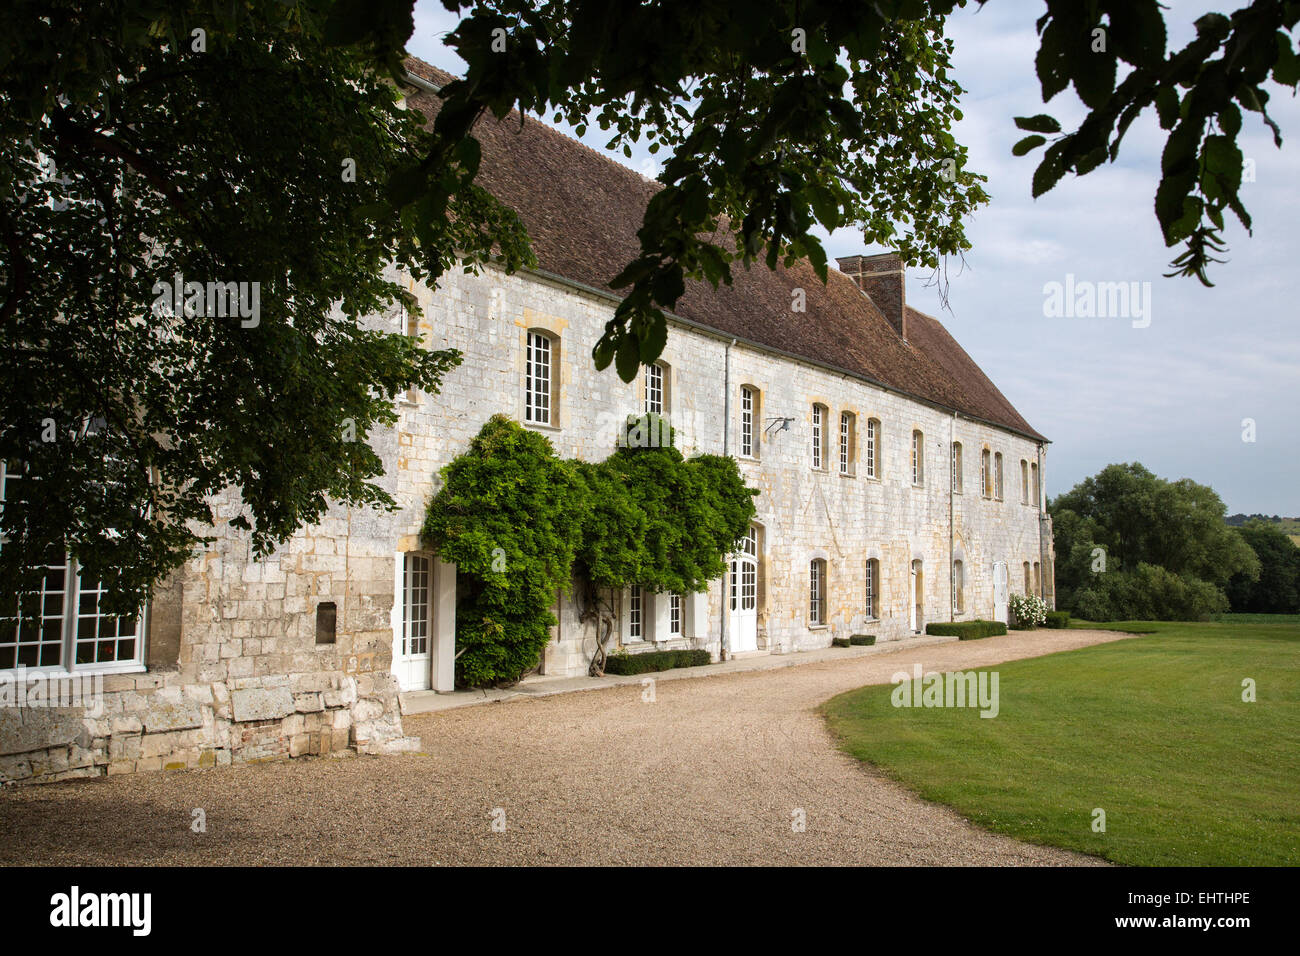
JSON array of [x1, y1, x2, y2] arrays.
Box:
[[1008, 592, 1049, 629], [831, 636, 851, 647], [1044, 611, 1071, 629], [850, 634, 876, 646], [1071, 563, 1228, 621], [926, 620, 1008, 640], [603, 648, 712, 675]]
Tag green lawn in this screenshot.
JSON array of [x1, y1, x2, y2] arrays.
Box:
[[821, 617, 1300, 866]]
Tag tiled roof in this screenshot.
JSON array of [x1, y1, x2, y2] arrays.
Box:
[[403, 57, 1046, 442]]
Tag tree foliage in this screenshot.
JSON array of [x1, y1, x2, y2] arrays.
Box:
[[423, 415, 756, 686], [1225, 519, 1300, 613], [1050, 462, 1259, 620]]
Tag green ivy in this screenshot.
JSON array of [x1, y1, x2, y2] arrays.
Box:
[[422, 414, 757, 687]]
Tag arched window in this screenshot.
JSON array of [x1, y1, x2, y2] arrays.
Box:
[[1021, 459, 1030, 504], [809, 559, 827, 625], [739, 386, 759, 458], [911, 430, 925, 485], [1033, 561, 1042, 595], [951, 442, 963, 493], [811, 404, 828, 470], [865, 418, 880, 478], [953, 559, 965, 614], [839, 412, 856, 475], [994, 452, 1004, 500], [1031, 461, 1040, 505], [980, 448, 991, 498], [1023, 561, 1032, 595], [524, 329, 557, 425], [865, 558, 880, 620]]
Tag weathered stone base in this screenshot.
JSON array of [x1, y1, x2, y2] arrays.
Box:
[[0, 669, 417, 785]]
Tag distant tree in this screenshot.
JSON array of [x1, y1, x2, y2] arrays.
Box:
[[1226, 520, 1300, 613], [1050, 463, 1258, 620]]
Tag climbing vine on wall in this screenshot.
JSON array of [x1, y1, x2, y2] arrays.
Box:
[[422, 413, 757, 687]]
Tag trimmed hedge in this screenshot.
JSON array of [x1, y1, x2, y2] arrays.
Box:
[[603, 648, 712, 676], [850, 634, 877, 646], [1045, 611, 1071, 629], [925, 619, 1008, 640], [832, 637, 852, 647]]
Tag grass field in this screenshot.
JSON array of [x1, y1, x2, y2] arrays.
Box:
[[821, 617, 1300, 866]]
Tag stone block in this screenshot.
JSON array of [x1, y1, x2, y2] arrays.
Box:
[[230, 686, 295, 723]]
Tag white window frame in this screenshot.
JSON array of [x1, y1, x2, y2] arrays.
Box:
[[524, 330, 553, 425], [809, 559, 826, 626], [865, 419, 879, 478], [952, 442, 963, 493], [0, 462, 146, 676], [628, 585, 644, 642], [644, 362, 665, 415], [669, 593, 682, 637], [911, 430, 924, 486], [740, 386, 756, 458], [811, 405, 825, 470], [865, 558, 879, 621], [839, 412, 854, 476]]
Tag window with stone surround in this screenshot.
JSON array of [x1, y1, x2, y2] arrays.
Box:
[[811, 404, 828, 470], [1021, 459, 1030, 504], [864, 418, 880, 478], [644, 361, 668, 415], [953, 560, 965, 614], [739, 386, 759, 458], [864, 558, 879, 620], [809, 559, 827, 626], [980, 448, 991, 498], [0, 461, 144, 674], [839, 411, 855, 476], [1031, 461, 1041, 506], [1033, 562, 1042, 595], [524, 329, 557, 426], [994, 452, 1004, 500], [952, 442, 963, 493], [1023, 561, 1032, 595], [911, 430, 925, 486]]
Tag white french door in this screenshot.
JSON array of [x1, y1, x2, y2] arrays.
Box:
[[992, 561, 1009, 624], [727, 527, 759, 652], [394, 553, 432, 691]]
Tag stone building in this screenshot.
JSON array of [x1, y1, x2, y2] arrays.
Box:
[[0, 59, 1052, 783]]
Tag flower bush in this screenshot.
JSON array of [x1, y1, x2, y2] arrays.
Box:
[[1008, 592, 1049, 629]]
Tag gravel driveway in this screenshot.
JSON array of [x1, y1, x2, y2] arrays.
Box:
[[0, 629, 1129, 865]]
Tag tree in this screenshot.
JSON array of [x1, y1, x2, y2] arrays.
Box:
[[5, 0, 1296, 606], [1225, 519, 1300, 613], [1049, 463, 1259, 620]]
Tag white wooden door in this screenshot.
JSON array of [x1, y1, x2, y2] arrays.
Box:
[[394, 553, 432, 691], [728, 527, 758, 652], [992, 561, 1009, 624]]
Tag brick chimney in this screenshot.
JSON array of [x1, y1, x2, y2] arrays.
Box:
[[837, 253, 906, 341]]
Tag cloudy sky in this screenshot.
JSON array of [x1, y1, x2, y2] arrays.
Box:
[[407, 1, 1299, 515]]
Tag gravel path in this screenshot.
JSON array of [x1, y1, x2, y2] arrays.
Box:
[[0, 629, 1130, 866]]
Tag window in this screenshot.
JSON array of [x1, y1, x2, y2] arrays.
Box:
[[994, 452, 1004, 500], [402, 554, 431, 657], [809, 559, 827, 626], [865, 559, 879, 620], [1023, 561, 1032, 595], [1031, 462, 1041, 506], [1021, 459, 1030, 504], [811, 404, 827, 470], [524, 330, 554, 425], [644, 362, 665, 415], [740, 386, 758, 458], [1033, 562, 1042, 595], [315, 602, 337, 645], [669, 593, 682, 637], [952, 442, 963, 493], [628, 585, 643, 641], [953, 560, 965, 614], [980, 449, 991, 498], [839, 412, 855, 475], [0, 462, 143, 673], [730, 526, 758, 612], [911, 430, 924, 485], [864, 418, 880, 478]]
